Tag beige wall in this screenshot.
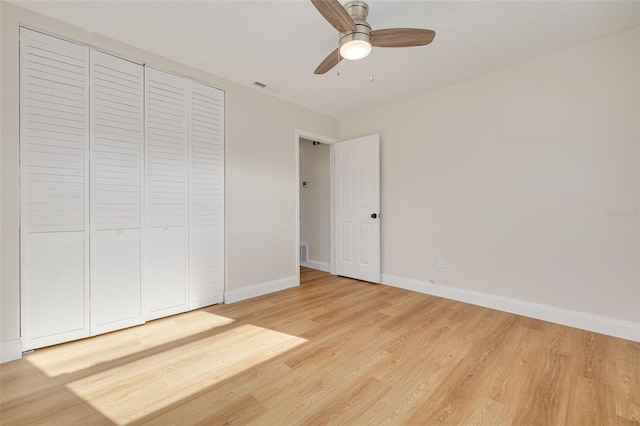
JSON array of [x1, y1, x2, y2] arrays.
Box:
[[341, 26, 640, 326], [2, 3, 638, 358], [299, 138, 330, 264], [0, 2, 338, 358]]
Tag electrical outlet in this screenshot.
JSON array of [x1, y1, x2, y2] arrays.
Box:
[[438, 258, 446, 272]]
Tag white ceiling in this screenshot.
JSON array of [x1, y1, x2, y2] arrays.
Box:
[[12, 0, 640, 118]]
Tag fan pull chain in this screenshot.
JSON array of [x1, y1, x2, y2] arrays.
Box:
[[369, 55, 374, 83], [337, 44, 341, 76]]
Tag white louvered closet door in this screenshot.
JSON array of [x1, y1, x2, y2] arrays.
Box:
[[189, 81, 225, 309], [90, 50, 144, 335], [20, 28, 90, 350], [145, 67, 189, 320]]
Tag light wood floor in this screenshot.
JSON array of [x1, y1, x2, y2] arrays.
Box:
[[2, 267, 639, 425]]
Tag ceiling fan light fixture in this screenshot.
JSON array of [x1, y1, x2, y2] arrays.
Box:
[[338, 19, 372, 61], [312, 0, 435, 74], [340, 39, 371, 60]]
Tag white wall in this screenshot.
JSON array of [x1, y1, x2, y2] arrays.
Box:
[[299, 138, 330, 266], [0, 2, 338, 362], [341, 26, 640, 340]]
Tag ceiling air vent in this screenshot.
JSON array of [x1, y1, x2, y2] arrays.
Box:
[[252, 81, 279, 94]]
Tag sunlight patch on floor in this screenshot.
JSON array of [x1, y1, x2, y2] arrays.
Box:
[[63, 324, 307, 424], [26, 311, 235, 377]]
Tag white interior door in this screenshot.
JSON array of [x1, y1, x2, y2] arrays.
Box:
[[334, 134, 380, 283], [20, 28, 227, 351], [89, 50, 144, 335], [145, 67, 189, 320], [188, 81, 225, 309], [20, 28, 91, 350]]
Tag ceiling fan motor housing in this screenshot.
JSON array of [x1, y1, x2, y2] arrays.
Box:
[[344, 0, 369, 22], [339, 1, 372, 58]]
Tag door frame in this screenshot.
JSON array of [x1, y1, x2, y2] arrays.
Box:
[[295, 129, 338, 283]]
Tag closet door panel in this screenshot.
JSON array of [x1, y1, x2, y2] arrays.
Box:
[[189, 233, 223, 307], [20, 28, 90, 350], [189, 81, 225, 309], [22, 233, 88, 348], [147, 228, 187, 319], [91, 230, 142, 333], [90, 50, 144, 334], [20, 28, 89, 234], [145, 67, 189, 318]]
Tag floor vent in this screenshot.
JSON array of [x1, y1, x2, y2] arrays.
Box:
[[300, 243, 309, 263]]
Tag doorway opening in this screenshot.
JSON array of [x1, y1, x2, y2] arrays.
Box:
[[295, 130, 336, 282], [295, 131, 381, 284]]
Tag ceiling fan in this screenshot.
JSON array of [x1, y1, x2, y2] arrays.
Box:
[[311, 0, 436, 74]]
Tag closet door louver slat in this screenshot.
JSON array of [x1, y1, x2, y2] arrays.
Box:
[[90, 50, 144, 335], [189, 81, 225, 309], [145, 68, 189, 320], [20, 28, 90, 350]]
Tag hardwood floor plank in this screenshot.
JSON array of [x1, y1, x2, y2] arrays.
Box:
[[567, 375, 616, 424], [612, 339, 640, 422], [296, 376, 393, 425], [405, 311, 520, 423], [1, 267, 639, 425], [457, 397, 512, 425]]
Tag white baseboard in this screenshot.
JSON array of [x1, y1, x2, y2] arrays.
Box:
[[225, 275, 298, 304], [1, 340, 22, 363], [301, 259, 330, 272], [381, 274, 640, 343]]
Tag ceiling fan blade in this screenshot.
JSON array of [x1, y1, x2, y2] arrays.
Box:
[[314, 48, 343, 74], [311, 0, 356, 33], [371, 28, 436, 48]]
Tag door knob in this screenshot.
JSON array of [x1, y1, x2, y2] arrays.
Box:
[[371, 213, 378, 219]]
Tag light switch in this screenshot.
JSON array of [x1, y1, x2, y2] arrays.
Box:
[[288, 198, 294, 209], [438, 258, 446, 272]]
